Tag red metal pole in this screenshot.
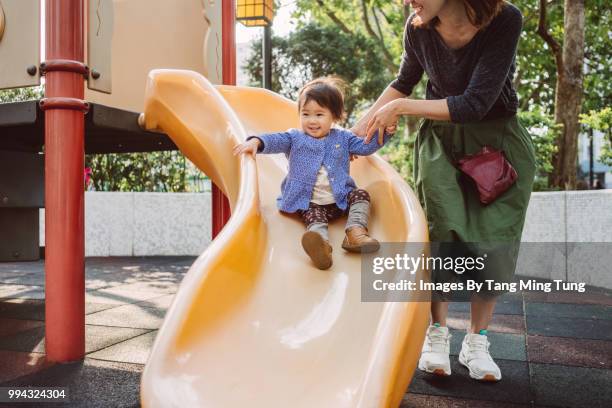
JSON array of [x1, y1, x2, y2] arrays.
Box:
[[213, 0, 235, 237], [43, 0, 86, 362]]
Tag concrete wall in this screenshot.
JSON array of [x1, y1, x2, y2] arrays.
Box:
[[518, 190, 612, 289], [39, 190, 612, 288], [40, 192, 212, 257]]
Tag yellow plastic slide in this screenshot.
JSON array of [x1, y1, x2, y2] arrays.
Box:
[[139, 70, 430, 408]]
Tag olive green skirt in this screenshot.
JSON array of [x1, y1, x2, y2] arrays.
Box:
[[414, 115, 536, 298]]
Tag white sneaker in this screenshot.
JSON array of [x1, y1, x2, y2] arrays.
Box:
[[459, 333, 502, 381], [418, 325, 451, 376]]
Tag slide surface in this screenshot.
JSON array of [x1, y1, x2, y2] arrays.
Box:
[[140, 70, 430, 408]]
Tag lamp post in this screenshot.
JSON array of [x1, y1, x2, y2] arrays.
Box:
[[236, 0, 274, 90]]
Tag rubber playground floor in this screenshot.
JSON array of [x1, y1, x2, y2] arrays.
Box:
[[0, 257, 610, 407]]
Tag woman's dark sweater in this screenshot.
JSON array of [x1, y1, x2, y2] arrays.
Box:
[[390, 3, 523, 124]]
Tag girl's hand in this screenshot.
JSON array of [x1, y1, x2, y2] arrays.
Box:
[[365, 100, 401, 145], [232, 138, 261, 156], [385, 123, 398, 134]]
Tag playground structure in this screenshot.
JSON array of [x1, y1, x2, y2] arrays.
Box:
[[139, 70, 430, 407], [0, 1, 430, 406]]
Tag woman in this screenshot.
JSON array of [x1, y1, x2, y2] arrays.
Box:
[[352, 0, 536, 382]]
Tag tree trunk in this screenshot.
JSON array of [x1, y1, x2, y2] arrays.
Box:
[[551, 0, 585, 189]]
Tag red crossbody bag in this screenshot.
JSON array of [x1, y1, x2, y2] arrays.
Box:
[[456, 146, 518, 205]]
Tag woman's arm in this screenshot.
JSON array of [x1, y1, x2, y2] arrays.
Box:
[[364, 98, 450, 143], [353, 16, 424, 137], [351, 86, 407, 137], [364, 6, 523, 140]]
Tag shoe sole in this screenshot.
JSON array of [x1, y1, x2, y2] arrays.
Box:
[[302, 231, 332, 270], [342, 241, 380, 253], [418, 362, 451, 377], [458, 352, 501, 382]]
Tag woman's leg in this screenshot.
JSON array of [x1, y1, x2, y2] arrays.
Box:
[[419, 300, 452, 376], [458, 293, 501, 381], [431, 301, 450, 326], [470, 294, 496, 333]]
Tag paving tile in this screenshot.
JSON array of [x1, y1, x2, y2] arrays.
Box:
[[88, 331, 158, 365], [449, 330, 526, 361], [449, 299, 524, 315], [0, 284, 45, 300], [0, 350, 52, 383], [0, 324, 148, 354], [526, 315, 612, 341], [105, 280, 180, 295], [0, 318, 44, 338], [530, 363, 612, 408], [0, 274, 45, 286], [448, 312, 525, 334], [0, 299, 118, 321], [0, 325, 45, 353], [409, 359, 531, 404], [0, 272, 42, 285], [523, 290, 612, 306], [0, 262, 44, 275], [527, 335, 612, 369], [85, 304, 166, 329], [0, 358, 143, 408], [526, 302, 612, 320], [401, 393, 532, 408], [134, 294, 176, 310], [85, 287, 162, 305]]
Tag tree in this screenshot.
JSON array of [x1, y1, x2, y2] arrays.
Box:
[[537, 0, 585, 189], [245, 23, 392, 124]]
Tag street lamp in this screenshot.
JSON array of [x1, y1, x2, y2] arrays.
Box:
[[236, 0, 274, 90]]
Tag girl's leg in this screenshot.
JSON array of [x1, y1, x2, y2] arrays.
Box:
[[299, 204, 333, 270], [299, 205, 329, 241], [343, 189, 379, 252], [345, 189, 371, 230]]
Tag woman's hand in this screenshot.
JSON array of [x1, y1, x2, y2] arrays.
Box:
[[350, 121, 368, 138], [232, 138, 261, 156], [365, 99, 402, 144]]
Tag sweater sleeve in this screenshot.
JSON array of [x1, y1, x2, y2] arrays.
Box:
[[446, 6, 522, 123], [347, 130, 393, 156], [389, 15, 424, 96], [247, 129, 294, 154]]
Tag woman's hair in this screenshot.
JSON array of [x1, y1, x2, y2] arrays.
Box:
[[413, 0, 505, 29], [297, 77, 346, 121]]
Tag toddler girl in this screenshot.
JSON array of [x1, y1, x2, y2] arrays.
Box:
[[233, 77, 393, 270]]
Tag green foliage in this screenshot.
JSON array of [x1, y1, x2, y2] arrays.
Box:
[[580, 107, 612, 166], [0, 86, 44, 103], [85, 152, 208, 192], [518, 107, 560, 191], [244, 23, 392, 124], [378, 118, 415, 185], [512, 0, 611, 115]]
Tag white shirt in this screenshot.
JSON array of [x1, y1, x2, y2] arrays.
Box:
[[310, 165, 336, 205]]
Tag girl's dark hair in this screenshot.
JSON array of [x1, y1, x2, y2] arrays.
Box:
[[413, 0, 505, 29], [297, 77, 346, 121]]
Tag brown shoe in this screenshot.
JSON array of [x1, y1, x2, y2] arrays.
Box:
[[342, 226, 380, 253], [301, 231, 333, 270]]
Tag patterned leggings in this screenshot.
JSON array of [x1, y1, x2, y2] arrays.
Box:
[[298, 189, 370, 227]]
